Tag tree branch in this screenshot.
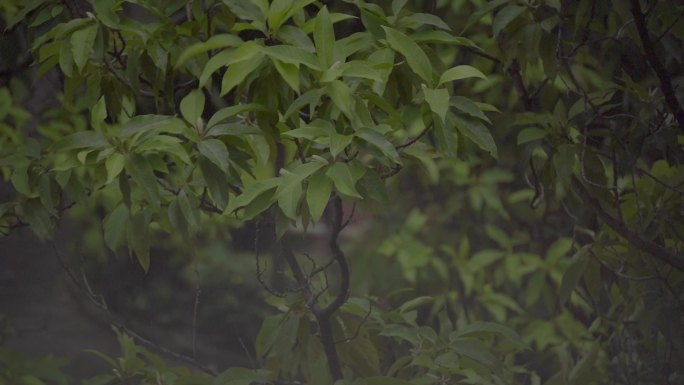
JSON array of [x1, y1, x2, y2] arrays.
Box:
[[572, 178, 684, 271], [630, 0, 684, 131]]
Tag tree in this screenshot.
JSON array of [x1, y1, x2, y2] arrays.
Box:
[[1, 0, 683, 384]]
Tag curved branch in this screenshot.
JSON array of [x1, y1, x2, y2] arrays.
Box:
[[630, 0, 684, 131], [572, 178, 684, 271]]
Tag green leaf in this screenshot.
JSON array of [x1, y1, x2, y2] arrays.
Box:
[[517, 127, 548, 144], [453, 115, 497, 159], [176, 34, 244, 67], [382, 26, 433, 85], [54, 131, 108, 151], [199, 42, 262, 87], [196, 138, 230, 172], [307, 169, 332, 223], [365, 377, 413, 385], [119, 115, 187, 138], [355, 128, 400, 164], [398, 296, 433, 313], [493, 4, 526, 36], [180, 89, 205, 128], [314, 6, 334, 68], [391, 0, 408, 15], [326, 162, 363, 198], [198, 157, 230, 210], [423, 87, 450, 123], [70, 23, 98, 73], [399, 13, 451, 31], [451, 96, 491, 123], [225, 0, 267, 21], [125, 153, 160, 208], [438, 65, 487, 85], [177, 190, 200, 230], [272, 58, 300, 92], [226, 178, 279, 214], [221, 53, 265, 96], [264, 45, 321, 70], [559, 247, 589, 306], [105, 152, 126, 184], [207, 103, 267, 128], [103, 203, 129, 251], [329, 133, 353, 158], [326, 80, 353, 119], [129, 211, 151, 272], [451, 321, 526, 348], [276, 161, 327, 219]]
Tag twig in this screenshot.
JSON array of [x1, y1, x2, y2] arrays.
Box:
[[572, 178, 684, 271], [334, 304, 372, 344], [50, 243, 218, 375], [630, 0, 684, 131]]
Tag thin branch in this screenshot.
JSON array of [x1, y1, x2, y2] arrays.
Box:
[[630, 0, 684, 131], [572, 178, 684, 271], [334, 304, 372, 344], [51, 243, 218, 375]]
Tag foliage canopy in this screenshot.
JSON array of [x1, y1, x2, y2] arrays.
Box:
[[1, 0, 683, 384]]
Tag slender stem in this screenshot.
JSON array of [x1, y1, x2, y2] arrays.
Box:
[[630, 0, 684, 131]]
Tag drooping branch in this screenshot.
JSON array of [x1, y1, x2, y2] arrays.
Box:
[[572, 179, 684, 271], [51, 243, 218, 375], [630, 0, 684, 131]]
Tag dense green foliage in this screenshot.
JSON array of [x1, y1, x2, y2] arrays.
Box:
[[1, 0, 683, 384]]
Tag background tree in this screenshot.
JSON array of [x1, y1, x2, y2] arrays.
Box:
[[0, 0, 682, 385]]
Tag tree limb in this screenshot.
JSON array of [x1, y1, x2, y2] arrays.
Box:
[[572, 178, 684, 271], [630, 0, 684, 131]]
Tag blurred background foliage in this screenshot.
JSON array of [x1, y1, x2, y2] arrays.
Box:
[[1, 0, 683, 384]]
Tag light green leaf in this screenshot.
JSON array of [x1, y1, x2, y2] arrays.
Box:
[[198, 139, 230, 172], [276, 161, 327, 219], [493, 4, 526, 36], [314, 6, 334, 68], [105, 152, 126, 184], [423, 87, 450, 123], [326, 163, 363, 198], [559, 248, 589, 306], [220, 53, 265, 96], [327, 80, 353, 119], [382, 26, 433, 85], [282, 89, 324, 121], [307, 169, 332, 222], [54, 131, 108, 151], [264, 45, 321, 70], [391, 0, 409, 15], [329, 133, 353, 158], [199, 42, 262, 87], [207, 103, 267, 128], [176, 34, 244, 67], [272, 58, 300, 92], [398, 296, 433, 313], [355, 128, 400, 163], [198, 157, 229, 210], [177, 190, 200, 230], [70, 23, 98, 73], [129, 211, 150, 272], [517, 127, 548, 144], [125, 153, 160, 208], [119, 115, 187, 138], [453, 115, 497, 159], [451, 321, 526, 348], [103, 203, 129, 251], [399, 13, 451, 31], [439, 65, 487, 85], [224, 0, 265, 21], [451, 96, 491, 123], [226, 178, 280, 214], [180, 89, 205, 127]]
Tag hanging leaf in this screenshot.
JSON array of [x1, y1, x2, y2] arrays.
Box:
[[70, 23, 98, 73], [453, 115, 497, 159], [439, 65, 487, 85], [382, 26, 433, 85]]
